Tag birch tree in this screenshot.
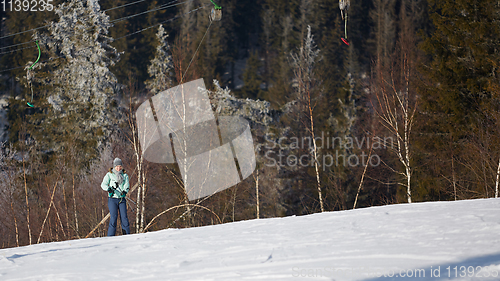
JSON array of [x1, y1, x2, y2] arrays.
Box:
[[372, 0, 419, 203], [128, 104, 147, 233], [373, 73, 416, 203], [125, 83, 148, 233], [289, 26, 324, 212], [133, 25, 175, 232]]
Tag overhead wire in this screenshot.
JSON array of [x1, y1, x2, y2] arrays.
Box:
[[0, 3, 209, 74], [0, 44, 37, 55], [0, 40, 35, 50], [0, 25, 49, 41], [0, 0, 186, 52], [110, 0, 187, 24], [103, 0, 148, 12], [0, 0, 161, 41], [114, 4, 209, 41], [181, 19, 212, 83]]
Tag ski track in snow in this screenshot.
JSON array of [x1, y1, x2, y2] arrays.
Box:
[[1, 199, 500, 280]]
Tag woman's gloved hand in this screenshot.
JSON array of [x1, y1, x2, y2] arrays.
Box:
[[107, 187, 115, 197]]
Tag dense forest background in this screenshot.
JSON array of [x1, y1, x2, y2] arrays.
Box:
[[0, 0, 499, 249]]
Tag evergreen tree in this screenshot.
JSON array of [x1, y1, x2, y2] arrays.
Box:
[[241, 50, 263, 99], [422, 0, 500, 133], [420, 0, 500, 198], [145, 25, 174, 95], [370, 0, 396, 72], [34, 0, 121, 159]]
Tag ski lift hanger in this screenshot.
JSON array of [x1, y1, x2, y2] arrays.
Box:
[[339, 0, 350, 45], [210, 0, 222, 21], [27, 40, 41, 108]]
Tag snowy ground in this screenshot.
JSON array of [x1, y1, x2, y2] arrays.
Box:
[[1, 199, 500, 281]]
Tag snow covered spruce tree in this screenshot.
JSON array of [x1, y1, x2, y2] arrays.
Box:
[[145, 25, 174, 94], [35, 0, 120, 160]]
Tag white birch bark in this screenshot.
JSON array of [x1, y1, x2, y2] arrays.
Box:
[[495, 156, 500, 198]]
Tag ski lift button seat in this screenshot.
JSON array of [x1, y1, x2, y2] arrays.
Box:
[[210, 8, 222, 21]]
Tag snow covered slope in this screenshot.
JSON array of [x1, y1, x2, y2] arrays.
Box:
[[1, 199, 500, 281]]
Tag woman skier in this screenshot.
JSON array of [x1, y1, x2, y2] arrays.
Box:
[[101, 158, 131, 236]]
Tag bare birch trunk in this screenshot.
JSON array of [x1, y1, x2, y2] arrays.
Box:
[[310, 118, 324, 212], [452, 154, 457, 200], [406, 164, 411, 203], [133, 121, 143, 233], [38, 180, 66, 243], [127, 91, 146, 233], [404, 86, 412, 203], [140, 180, 146, 232], [135, 183, 141, 232], [72, 171, 80, 238], [62, 179, 71, 238], [10, 200, 19, 247], [354, 148, 373, 209], [232, 186, 238, 222], [495, 156, 500, 198], [255, 170, 260, 219], [22, 156, 32, 245], [180, 83, 193, 225], [53, 197, 67, 240]]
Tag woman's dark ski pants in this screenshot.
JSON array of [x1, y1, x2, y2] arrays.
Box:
[[107, 197, 130, 236]]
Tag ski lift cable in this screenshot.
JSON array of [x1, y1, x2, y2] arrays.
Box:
[[181, 19, 212, 82], [0, 1, 188, 54], [0, 0, 181, 47], [114, 3, 208, 41], [0, 4, 208, 74], [110, 0, 191, 24], [0, 0, 180, 42], [0, 40, 36, 50], [104, 0, 150, 12], [0, 25, 49, 41], [0, 0, 155, 40], [0, 44, 37, 55], [0, 1, 183, 52]]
